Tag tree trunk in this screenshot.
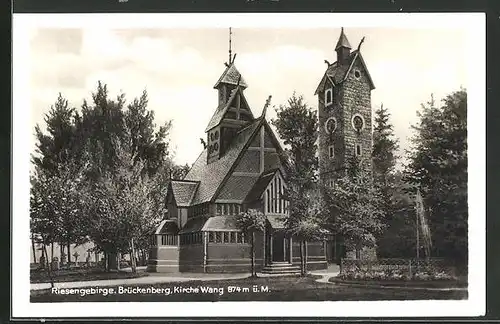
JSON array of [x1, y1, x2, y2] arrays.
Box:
[[303, 241, 308, 275], [31, 237, 37, 264], [41, 239, 54, 289], [299, 240, 305, 276], [107, 252, 118, 271], [251, 231, 256, 277], [104, 253, 108, 272], [67, 242, 71, 265], [60, 243, 64, 265], [51, 243, 54, 261], [130, 238, 137, 274]]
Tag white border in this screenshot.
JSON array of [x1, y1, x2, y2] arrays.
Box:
[[12, 13, 485, 318]]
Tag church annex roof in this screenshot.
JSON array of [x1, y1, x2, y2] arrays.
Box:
[[179, 216, 208, 234], [213, 63, 248, 89], [314, 50, 375, 95], [184, 117, 264, 205], [202, 215, 241, 231], [154, 219, 179, 234], [170, 180, 199, 207]]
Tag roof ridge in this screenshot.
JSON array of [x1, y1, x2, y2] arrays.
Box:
[[171, 179, 200, 184]]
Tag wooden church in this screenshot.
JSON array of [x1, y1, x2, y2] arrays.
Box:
[[147, 27, 375, 273]]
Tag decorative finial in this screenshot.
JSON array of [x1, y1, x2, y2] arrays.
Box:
[[261, 95, 272, 118], [357, 36, 365, 51], [229, 27, 233, 64], [324, 59, 331, 66]]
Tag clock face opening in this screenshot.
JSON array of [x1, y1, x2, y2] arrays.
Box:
[[325, 117, 337, 134], [352, 114, 364, 132]]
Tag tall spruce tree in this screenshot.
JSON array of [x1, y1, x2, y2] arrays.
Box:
[[372, 104, 399, 186], [322, 156, 384, 258], [404, 89, 467, 264], [371, 104, 407, 257]]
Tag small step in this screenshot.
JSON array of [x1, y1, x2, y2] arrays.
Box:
[[261, 263, 301, 274]]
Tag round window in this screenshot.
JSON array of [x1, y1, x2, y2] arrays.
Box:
[[213, 142, 219, 151], [214, 130, 219, 140], [210, 133, 214, 141], [351, 114, 365, 132], [354, 70, 361, 79], [324, 117, 337, 134]]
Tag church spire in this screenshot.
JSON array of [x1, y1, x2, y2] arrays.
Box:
[[228, 27, 233, 64], [335, 27, 352, 65], [335, 27, 352, 50]]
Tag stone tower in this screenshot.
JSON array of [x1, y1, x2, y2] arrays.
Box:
[[315, 28, 375, 186]]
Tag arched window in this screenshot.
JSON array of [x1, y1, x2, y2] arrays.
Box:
[[325, 88, 333, 106]]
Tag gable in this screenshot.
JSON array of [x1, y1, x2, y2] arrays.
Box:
[[205, 87, 254, 132], [214, 123, 287, 203], [345, 52, 375, 90], [170, 180, 199, 207], [213, 63, 248, 89], [314, 50, 375, 94]]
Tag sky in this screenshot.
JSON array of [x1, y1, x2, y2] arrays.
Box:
[[28, 26, 467, 167]]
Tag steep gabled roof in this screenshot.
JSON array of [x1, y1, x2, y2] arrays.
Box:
[[204, 86, 254, 132], [335, 28, 352, 50], [169, 180, 199, 207], [314, 50, 375, 95], [213, 63, 248, 89], [184, 118, 264, 205], [244, 168, 281, 203]]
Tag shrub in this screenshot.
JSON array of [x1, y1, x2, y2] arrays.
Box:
[[337, 268, 457, 281]]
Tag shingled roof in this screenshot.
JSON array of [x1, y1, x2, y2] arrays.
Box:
[[213, 63, 248, 89], [184, 117, 264, 205], [202, 215, 240, 231], [170, 180, 199, 207], [204, 86, 254, 132], [314, 50, 375, 95], [244, 169, 280, 203]]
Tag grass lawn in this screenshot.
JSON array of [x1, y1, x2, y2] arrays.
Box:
[[31, 274, 467, 302], [30, 267, 148, 283]]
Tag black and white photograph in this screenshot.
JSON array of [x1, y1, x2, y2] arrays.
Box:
[[12, 13, 485, 318]]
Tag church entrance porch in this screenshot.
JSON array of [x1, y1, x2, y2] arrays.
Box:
[[266, 230, 292, 264]]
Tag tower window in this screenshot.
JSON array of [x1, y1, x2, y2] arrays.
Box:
[[328, 145, 334, 159], [325, 88, 333, 106], [355, 144, 362, 156], [351, 114, 365, 132], [328, 179, 335, 188], [324, 117, 337, 134], [354, 69, 361, 79]]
